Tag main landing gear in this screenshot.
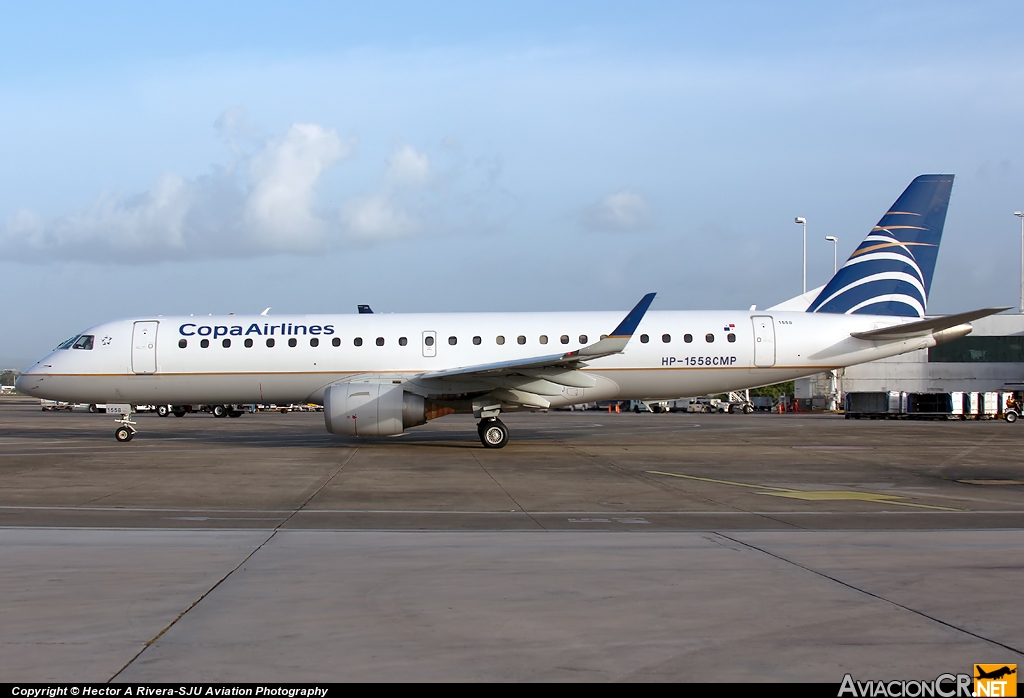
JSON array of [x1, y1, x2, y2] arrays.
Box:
[[477, 417, 509, 449]]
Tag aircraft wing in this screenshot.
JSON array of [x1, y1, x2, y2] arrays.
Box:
[[417, 293, 656, 404], [850, 307, 1010, 341]]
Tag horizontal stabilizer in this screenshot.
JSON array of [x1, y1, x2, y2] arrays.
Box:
[[850, 307, 1010, 341]]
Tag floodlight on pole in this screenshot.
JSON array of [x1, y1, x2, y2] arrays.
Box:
[[825, 236, 839, 275], [1015, 211, 1024, 314], [795, 217, 807, 294]]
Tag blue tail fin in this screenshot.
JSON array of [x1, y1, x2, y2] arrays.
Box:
[[807, 174, 954, 318]]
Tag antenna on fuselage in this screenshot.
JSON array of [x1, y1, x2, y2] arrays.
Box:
[[358, 304, 374, 314], [261, 308, 271, 316]]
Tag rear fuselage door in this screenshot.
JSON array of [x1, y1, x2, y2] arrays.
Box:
[[422, 330, 437, 358], [751, 315, 776, 367], [132, 321, 159, 374]]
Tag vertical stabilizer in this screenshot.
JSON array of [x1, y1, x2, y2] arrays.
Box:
[[807, 174, 954, 317]]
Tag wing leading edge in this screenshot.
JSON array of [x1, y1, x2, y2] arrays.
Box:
[[417, 293, 656, 407]]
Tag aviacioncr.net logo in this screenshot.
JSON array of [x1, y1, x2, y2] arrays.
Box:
[[839, 673, 973, 698]]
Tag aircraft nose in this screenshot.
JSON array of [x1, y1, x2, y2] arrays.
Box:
[[15, 361, 46, 394]]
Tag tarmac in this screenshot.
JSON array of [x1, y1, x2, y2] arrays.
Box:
[[1, 396, 1022, 681]]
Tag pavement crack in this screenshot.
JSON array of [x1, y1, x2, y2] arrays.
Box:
[[469, 450, 546, 530], [714, 532, 1024, 658], [107, 446, 360, 682]]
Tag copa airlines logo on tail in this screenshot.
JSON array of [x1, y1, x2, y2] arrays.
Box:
[[179, 322, 336, 339], [808, 174, 954, 319]]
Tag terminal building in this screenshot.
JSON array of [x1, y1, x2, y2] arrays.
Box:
[[795, 313, 1024, 407]]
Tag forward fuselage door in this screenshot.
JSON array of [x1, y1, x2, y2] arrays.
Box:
[[422, 330, 437, 358], [751, 315, 776, 367], [132, 321, 159, 374]]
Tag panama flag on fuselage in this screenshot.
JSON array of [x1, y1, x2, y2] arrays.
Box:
[[807, 174, 954, 318]]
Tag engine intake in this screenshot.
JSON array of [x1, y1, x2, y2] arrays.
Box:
[[324, 383, 437, 436]]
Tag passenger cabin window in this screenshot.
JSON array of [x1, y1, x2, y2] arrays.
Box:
[[496, 335, 505, 345], [354, 337, 363, 347], [473, 336, 481, 345], [640, 334, 649, 343], [288, 338, 297, 347], [266, 338, 275, 348], [424, 336, 433, 347], [579, 335, 588, 344], [72, 335, 94, 350], [727, 333, 736, 343], [178, 339, 187, 349], [201, 339, 210, 348], [244, 338, 253, 348], [662, 334, 671, 343], [399, 337, 408, 346], [449, 336, 457, 345], [684, 334, 693, 343], [222, 338, 231, 348], [560, 335, 569, 345], [705, 334, 715, 343], [310, 338, 319, 347], [539, 335, 548, 345], [517, 335, 526, 345], [332, 337, 341, 347], [376, 337, 385, 346]]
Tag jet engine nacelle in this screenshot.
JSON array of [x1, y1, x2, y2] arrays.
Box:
[[323, 383, 428, 436]]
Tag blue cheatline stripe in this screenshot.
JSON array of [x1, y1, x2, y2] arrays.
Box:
[[610, 293, 657, 337], [808, 174, 953, 317]]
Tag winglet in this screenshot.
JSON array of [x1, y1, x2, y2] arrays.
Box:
[[609, 292, 657, 338], [575, 292, 656, 358]]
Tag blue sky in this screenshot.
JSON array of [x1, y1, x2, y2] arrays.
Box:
[[2, 1, 1023, 366]]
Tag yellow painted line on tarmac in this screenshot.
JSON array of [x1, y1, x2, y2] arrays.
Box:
[[646, 470, 962, 511]]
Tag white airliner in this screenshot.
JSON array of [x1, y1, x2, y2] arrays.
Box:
[[16, 175, 1006, 447]]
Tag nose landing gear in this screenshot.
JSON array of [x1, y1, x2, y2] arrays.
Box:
[[477, 417, 509, 449]]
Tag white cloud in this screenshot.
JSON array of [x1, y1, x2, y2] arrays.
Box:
[[245, 123, 349, 251], [0, 118, 510, 263], [386, 144, 431, 186], [0, 122, 352, 262], [580, 189, 652, 232], [342, 193, 419, 241]]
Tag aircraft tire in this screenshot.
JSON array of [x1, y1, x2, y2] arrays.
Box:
[[479, 419, 509, 449], [115, 426, 133, 442]]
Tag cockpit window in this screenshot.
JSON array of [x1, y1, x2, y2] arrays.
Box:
[[71, 335, 94, 350], [56, 336, 79, 350]]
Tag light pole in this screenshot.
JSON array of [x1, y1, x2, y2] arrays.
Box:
[[795, 217, 807, 294], [825, 235, 839, 275], [1015, 212, 1024, 313]]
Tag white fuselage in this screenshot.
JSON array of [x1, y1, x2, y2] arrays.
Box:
[[17, 309, 938, 408]]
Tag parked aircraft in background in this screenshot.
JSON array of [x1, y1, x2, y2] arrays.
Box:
[[17, 175, 1006, 447]]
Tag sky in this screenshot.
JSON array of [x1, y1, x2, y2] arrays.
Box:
[[2, 1, 1024, 367]]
